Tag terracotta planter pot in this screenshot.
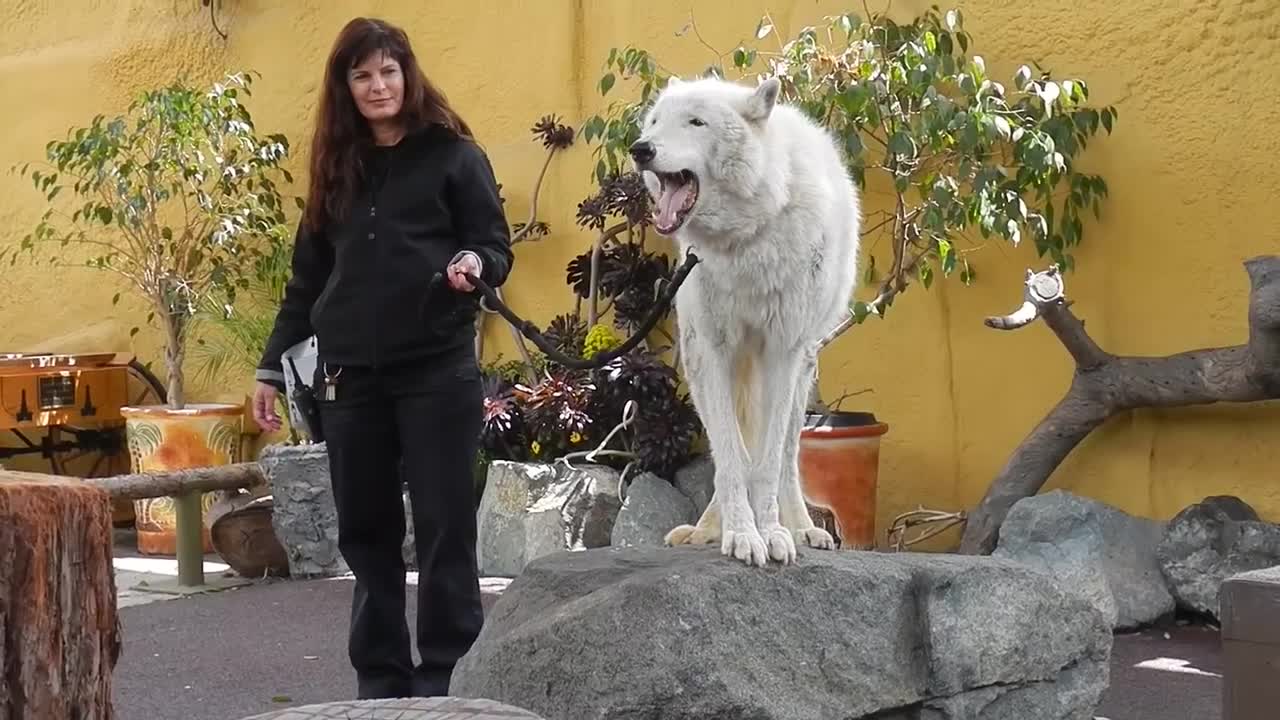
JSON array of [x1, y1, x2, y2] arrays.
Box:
[[120, 402, 244, 556], [798, 410, 888, 550]]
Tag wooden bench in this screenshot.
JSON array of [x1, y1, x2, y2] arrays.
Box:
[[237, 696, 545, 719], [2, 462, 266, 587], [1221, 564, 1280, 720]]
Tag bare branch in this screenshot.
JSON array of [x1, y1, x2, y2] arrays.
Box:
[[510, 144, 560, 246], [984, 264, 1110, 369], [959, 255, 1280, 555]]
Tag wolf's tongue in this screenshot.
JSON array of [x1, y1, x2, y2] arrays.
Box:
[[655, 179, 691, 229]]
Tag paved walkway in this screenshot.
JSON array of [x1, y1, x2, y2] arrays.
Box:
[[110, 529, 1225, 720], [109, 570, 1225, 719]]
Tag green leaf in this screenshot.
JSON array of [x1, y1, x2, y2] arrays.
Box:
[[919, 262, 934, 289], [888, 131, 915, 157], [993, 115, 1012, 140], [938, 238, 956, 275], [599, 73, 616, 95], [1014, 65, 1032, 90]]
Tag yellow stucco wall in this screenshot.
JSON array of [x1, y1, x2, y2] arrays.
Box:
[[2, 1, 1277, 547]]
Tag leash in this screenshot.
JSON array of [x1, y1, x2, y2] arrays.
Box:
[[431, 250, 701, 370]]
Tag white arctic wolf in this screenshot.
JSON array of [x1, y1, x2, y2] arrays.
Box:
[[628, 74, 862, 567]]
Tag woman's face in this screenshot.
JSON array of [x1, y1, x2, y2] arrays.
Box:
[[347, 50, 404, 123]]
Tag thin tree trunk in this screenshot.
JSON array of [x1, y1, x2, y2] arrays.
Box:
[[161, 306, 186, 410], [958, 255, 1280, 555]]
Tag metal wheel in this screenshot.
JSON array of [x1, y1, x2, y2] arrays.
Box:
[[44, 358, 168, 526]]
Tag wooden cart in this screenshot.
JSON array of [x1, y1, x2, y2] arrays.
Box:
[[0, 351, 167, 522]]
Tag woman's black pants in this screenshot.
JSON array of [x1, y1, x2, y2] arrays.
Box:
[[316, 349, 485, 699]]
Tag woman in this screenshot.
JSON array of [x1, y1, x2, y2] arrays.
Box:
[[252, 16, 513, 699]]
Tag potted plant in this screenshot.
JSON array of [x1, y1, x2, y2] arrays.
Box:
[[12, 71, 297, 554], [567, 7, 1118, 548]]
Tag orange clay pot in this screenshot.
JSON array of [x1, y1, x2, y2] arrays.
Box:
[[120, 402, 243, 556], [798, 410, 888, 550]]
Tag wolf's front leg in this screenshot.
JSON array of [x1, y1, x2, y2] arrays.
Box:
[[779, 350, 836, 551], [748, 346, 813, 565], [679, 327, 767, 567]]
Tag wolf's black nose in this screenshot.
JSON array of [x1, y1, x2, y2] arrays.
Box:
[[629, 140, 655, 164]]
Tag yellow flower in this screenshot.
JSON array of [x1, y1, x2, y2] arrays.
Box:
[[570, 432, 582, 444], [583, 323, 622, 357], [530, 440, 542, 456]]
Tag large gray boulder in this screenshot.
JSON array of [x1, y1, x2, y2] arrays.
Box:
[[992, 490, 1175, 631], [451, 545, 1113, 719], [1157, 495, 1280, 618], [260, 442, 417, 577], [260, 442, 346, 578], [476, 460, 622, 577]]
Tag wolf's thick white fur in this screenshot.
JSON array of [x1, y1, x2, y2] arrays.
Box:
[[629, 75, 862, 567]]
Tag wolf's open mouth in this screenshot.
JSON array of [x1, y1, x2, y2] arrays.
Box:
[[651, 170, 699, 235]]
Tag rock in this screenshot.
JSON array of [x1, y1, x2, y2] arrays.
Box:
[[1157, 495, 1280, 618], [476, 460, 623, 577], [260, 442, 346, 578], [673, 454, 714, 515], [450, 546, 1113, 719], [261, 442, 416, 578], [237, 696, 545, 719], [561, 463, 623, 550], [610, 472, 697, 547], [992, 489, 1175, 631]]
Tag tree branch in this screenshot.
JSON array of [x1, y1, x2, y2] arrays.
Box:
[[958, 255, 1280, 555], [84, 462, 266, 500], [983, 264, 1110, 369]]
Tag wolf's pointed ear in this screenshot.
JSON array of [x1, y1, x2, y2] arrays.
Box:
[[743, 76, 781, 121]]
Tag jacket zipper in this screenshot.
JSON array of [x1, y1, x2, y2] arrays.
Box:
[[370, 197, 379, 370]]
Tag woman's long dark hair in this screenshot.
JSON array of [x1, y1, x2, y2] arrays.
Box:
[[302, 17, 473, 232]]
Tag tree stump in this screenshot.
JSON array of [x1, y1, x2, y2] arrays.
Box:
[[0, 473, 121, 719]]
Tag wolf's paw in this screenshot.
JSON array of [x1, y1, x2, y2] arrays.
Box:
[[762, 524, 797, 564], [664, 524, 718, 546], [794, 527, 836, 551], [722, 525, 769, 567]]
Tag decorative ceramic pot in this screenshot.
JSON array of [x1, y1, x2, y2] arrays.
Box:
[[120, 402, 243, 555]]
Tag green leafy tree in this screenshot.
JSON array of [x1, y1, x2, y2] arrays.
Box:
[[580, 5, 1118, 409], [9, 71, 298, 409]]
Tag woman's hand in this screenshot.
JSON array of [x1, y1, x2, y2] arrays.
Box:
[[253, 381, 282, 432], [446, 251, 483, 292]]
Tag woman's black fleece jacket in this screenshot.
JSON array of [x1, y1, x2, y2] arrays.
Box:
[[256, 123, 514, 390]]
